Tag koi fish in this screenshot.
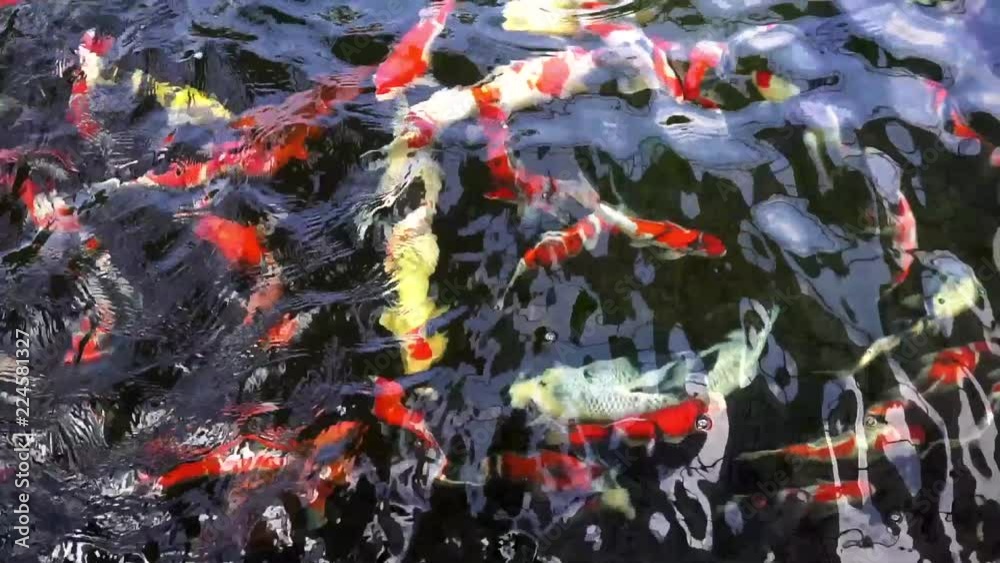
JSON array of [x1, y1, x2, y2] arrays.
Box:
[[509, 357, 697, 422], [737, 422, 926, 463], [751, 69, 801, 102], [379, 206, 449, 373], [512, 305, 778, 421], [682, 41, 726, 109], [260, 313, 299, 348], [231, 67, 370, 132], [880, 186, 917, 287], [302, 420, 366, 528], [63, 316, 111, 365], [855, 252, 991, 370], [367, 45, 640, 169], [68, 30, 114, 139], [483, 449, 635, 518], [374, 0, 455, 100], [469, 83, 550, 204], [244, 267, 284, 326], [141, 68, 368, 190], [923, 341, 992, 386], [501, 0, 593, 36], [725, 479, 874, 529], [926, 79, 1000, 167], [129, 69, 232, 127], [150, 435, 291, 492], [496, 213, 614, 308], [372, 377, 441, 453], [193, 215, 265, 267], [597, 204, 727, 259], [564, 396, 711, 446]]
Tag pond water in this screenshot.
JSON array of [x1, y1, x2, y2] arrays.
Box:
[[1, 0, 1000, 562]]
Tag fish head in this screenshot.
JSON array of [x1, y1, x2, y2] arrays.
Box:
[[508, 367, 572, 418]]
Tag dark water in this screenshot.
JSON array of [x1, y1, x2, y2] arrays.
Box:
[[1, 0, 1000, 561]]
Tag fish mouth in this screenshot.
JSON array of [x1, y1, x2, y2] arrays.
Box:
[[507, 380, 537, 409]]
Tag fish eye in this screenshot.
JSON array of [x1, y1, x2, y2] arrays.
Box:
[[696, 414, 712, 431], [864, 415, 878, 427]]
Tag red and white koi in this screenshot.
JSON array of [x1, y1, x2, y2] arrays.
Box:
[[682, 41, 726, 109], [372, 377, 442, 455], [68, 30, 114, 140], [496, 213, 614, 308], [738, 422, 926, 462], [145, 434, 293, 493], [374, 0, 455, 100], [926, 79, 1000, 167], [598, 203, 727, 259], [372, 46, 621, 164]]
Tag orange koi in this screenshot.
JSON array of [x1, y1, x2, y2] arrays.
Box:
[[193, 215, 265, 267], [261, 313, 299, 348], [304, 420, 366, 525], [139, 158, 214, 189], [374, 0, 455, 100], [488, 450, 605, 492]]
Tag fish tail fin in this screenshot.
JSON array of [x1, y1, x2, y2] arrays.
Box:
[[495, 259, 528, 310], [735, 448, 777, 462]]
